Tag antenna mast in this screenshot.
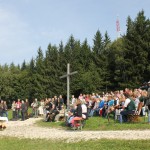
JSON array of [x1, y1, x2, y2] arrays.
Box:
[[116, 16, 121, 38]]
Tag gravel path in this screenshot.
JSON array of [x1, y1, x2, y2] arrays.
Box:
[[0, 118, 150, 142]]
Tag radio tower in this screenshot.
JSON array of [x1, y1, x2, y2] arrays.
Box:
[[116, 16, 121, 38]]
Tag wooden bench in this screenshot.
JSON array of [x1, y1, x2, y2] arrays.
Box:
[[59, 116, 65, 121], [127, 113, 140, 123], [71, 117, 84, 130]]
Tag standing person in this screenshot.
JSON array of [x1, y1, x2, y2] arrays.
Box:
[[11, 101, 17, 120], [16, 99, 21, 120], [21, 100, 26, 121], [54, 96, 58, 110], [39, 99, 44, 116], [31, 100, 34, 117], [33, 98, 39, 118], [25, 99, 29, 119], [0, 100, 4, 116], [58, 95, 64, 110], [2, 101, 8, 118], [71, 95, 76, 105], [147, 81, 150, 123]]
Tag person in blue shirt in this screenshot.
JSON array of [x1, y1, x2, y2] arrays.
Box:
[[98, 98, 105, 116]]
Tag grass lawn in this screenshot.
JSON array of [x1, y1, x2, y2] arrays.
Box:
[[0, 137, 150, 150], [7, 109, 150, 130], [3, 111, 150, 150], [36, 115, 150, 131]]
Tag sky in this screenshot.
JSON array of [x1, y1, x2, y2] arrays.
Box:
[[0, 0, 150, 65]]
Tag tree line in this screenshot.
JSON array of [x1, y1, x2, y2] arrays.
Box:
[[0, 10, 150, 103]]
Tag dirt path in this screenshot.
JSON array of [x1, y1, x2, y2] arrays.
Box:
[[0, 118, 150, 142]]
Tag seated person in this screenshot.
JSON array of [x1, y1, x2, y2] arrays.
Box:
[[66, 110, 74, 127], [98, 98, 104, 116], [101, 96, 108, 117], [46, 107, 59, 122], [89, 98, 100, 117], [114, 95, 124, 120], [107, 95, 115, 114], [120, 92, 136, 123], [54, 105, 67, 122], [81, 100, 87, 119], [70, 99, 82, 127], [44, 99, 53, 121]]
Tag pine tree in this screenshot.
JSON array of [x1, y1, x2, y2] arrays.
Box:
[[124, 10, 150, 87], [21, 60, 27, 71], [92, 30, 107, 91], [44, 44, 62, 97], [34, 47, 46, 99]]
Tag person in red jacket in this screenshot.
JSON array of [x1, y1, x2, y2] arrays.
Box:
[[16, 99, 21, 120]]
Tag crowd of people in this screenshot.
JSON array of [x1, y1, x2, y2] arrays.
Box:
[[68, 85, 150, 125], [71, 88, 150, 124], [0, 85, 150, 127]]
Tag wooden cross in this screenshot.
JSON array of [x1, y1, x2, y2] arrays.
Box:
[[60, 63, 78, 110]]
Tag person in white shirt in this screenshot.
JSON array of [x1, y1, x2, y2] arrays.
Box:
[[71, 95, 76, 105], [120, 92, 136, 123], [81, 100, 87, 119]]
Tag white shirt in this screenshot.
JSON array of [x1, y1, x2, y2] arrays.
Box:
[[71, 98, 76, 104], [124, 98, 131, 108], [81, 104, 87, 113], [134, 98, 139, 108]]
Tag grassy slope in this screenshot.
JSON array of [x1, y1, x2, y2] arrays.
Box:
[[36, 116, 150, 131]]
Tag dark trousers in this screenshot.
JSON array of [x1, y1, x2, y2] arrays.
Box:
[[120, 110, 135, 122], [21, 111, 25, 121], [0, 110, 3, 116], [16, 109, 20, 119], [87, 108, 91, 117], [12, 111, 16, 120], [25, 109, 29, 119]]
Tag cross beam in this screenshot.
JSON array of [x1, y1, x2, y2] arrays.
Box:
[[60, 63, 78, 110]]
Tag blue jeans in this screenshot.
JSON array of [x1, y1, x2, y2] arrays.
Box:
[[148, 109, 150, 123], [2, 111, 8, 118], [120, 110, 134, 123], [89, 108, 99, 117]]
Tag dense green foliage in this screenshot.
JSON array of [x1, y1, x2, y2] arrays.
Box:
[[0, 10, 150, 102]]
